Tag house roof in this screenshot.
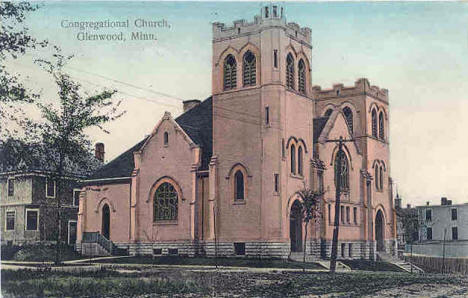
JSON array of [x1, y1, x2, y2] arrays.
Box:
[[86, 96, 213, 181], [313, 116, 329, 143]]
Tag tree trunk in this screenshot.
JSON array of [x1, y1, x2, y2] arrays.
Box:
[[303, 221, 308, 272]]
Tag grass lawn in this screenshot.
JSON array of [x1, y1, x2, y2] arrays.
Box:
[[1, 244, 83, 262], [2, 267, 467, 297], [89, 255, 325, 269]]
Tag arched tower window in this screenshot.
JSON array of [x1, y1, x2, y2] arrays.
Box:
[[371, 109, 378, 138], [234, 170, 245, 200], [379, 112, 384, 140], [286, 53, 295, 89], [163, 132, 169, 145], [379, 166, 384, 190], [154, 182, 178, 221], [298, 59, 306, 94], [343, 107, 353, 135], [243, 51, 256, 87], [324, 109, 333, 117], [334, 150, 349, 192], [298, 146, 303, 176], [290, 144, 296, 174], [224, 54, 237, 90]]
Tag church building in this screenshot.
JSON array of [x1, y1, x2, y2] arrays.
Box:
[[77, 6, 396, 260]]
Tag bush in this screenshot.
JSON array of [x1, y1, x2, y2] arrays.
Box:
[[3, 243, 82, 262], [1, 244, 21, 260]]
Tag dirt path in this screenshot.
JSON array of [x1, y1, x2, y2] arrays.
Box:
[[365, 283, 468, 298]]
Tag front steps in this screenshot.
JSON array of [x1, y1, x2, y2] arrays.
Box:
[[377, 251, 424, 273], [81, 232, 128, 257]]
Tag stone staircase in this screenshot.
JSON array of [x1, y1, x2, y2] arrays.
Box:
[[81, 232, 128, 257], [288, 252, 350, 271], [377, 251, 424, 273]]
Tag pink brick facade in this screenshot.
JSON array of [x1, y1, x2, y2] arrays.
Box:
[[77, 6, 396, 259]]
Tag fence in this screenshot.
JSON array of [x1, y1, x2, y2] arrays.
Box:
[[404, 255, 468, 274]]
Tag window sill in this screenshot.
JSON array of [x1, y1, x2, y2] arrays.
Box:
[[233, 200, 246, 205], [153, 220, 178, 225], [290, 174, 304, 180]]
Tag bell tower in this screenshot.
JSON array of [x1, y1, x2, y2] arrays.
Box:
[[210, 6, 316, 256]]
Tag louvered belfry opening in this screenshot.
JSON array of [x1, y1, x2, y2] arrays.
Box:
[[224, 54, 237, 90], [243, 51, 256, 86]]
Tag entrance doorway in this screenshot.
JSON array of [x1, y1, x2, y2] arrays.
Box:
[[102, 204, 110, 239], [375, 210, 385, 251], [290, 200, 303, 252]]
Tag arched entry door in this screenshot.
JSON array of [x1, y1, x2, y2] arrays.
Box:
[[102, 204, 110, 239], [375, 210, 384, 251], [290, 200, 303, 252]]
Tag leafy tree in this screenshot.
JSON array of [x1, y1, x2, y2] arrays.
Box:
[[14, 52, 124, 264], [296, 186, 323, 270]]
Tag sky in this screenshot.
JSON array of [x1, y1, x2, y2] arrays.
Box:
[[5, 1, 468, 206]]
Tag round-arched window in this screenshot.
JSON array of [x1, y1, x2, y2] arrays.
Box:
[[154, 182, 178, 221]]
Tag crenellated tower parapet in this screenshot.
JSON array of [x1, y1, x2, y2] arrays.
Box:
[[313, 78, 388, 104], [213, 5, 311, 46]]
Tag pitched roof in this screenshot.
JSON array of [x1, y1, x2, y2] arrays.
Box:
[[313, 117, 329, 143], [87, 96, 213, 181]]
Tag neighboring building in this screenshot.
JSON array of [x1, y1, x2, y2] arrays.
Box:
[[412, 198, 468, 257], [395, 194, 418, 256], [77, 6, 396, 259], [0, 141, 102, 246]]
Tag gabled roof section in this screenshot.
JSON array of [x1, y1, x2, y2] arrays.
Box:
[[86, 96, 213, 181], [313, 117, 329, 143], [87, 137, 148, 180]]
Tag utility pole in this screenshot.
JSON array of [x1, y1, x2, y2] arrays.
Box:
[[327, 136, 354, 274], [442, 228, 447, 274]]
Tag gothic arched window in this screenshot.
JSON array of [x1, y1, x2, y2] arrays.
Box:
[[371, 109, 378, 138], [334, 150, 349, 192], [290, 144, 296, 174], [379, 112, 384, 140], [375, 166, 379, 191], [286, 53, 295, 89], [224, 54, 237, 90], [154, 182, 178, 221], [234, 170, 245, 200], [298, 146, 303, 176], [343, 107, 353, 135], [243, 51, 256, 87], [379, 166, 384, 190], [298, 59, 306, 94], [324, 109, 333, 117]]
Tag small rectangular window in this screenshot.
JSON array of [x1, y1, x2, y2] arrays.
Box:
[[452, 227, 458, 240], [26, 209, 38, 231], [426, 227, 432, 240], [168, 248, 178, 255], [346, 207, 350, 223], [7, 178, 14, 196], [6, 211, 15, 230], [349, 243, 353, 258], [451, 209, 457, 221], [234, 242, 246, 255], [46, 178, 56, 198], [328, 204, 331, 225], [353, 207, 357, 224], [340, 206, 345, 223], [273, 50, 278, 68], [281, 138, 285, 158], [426, 209, 432, 221], [274, 174, 279, 192], [265, 7, 269, 18], [73, 189, 80, 207], [341, 243, 345, 257], [318, 172, 324, 193], [153, 248, 162, 255], [265, 106, 270, 125]]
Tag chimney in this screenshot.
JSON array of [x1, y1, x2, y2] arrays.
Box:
[[426, 201, 430, 206], [183, 99, 201, 113], [441, 197, 448, 205], [406, 204, 411, 209], [95, 143, 105, 162]]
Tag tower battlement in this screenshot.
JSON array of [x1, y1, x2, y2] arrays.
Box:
[[213, 5, 311, 45], [313, 78, 388, 103]]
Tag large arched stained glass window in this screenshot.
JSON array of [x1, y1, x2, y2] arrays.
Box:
[[343, 107, 353, 135], [234, 170, 245, 200], [224, 55, 237, 90], [286, 53, 295, 89], [298, 59, 306, 94], [334, 150, 349, 192], [243, 51, 256, 87], [371, 109, 378, 138], [379, 112, 385, 140], [154, 182, 178, 221]]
